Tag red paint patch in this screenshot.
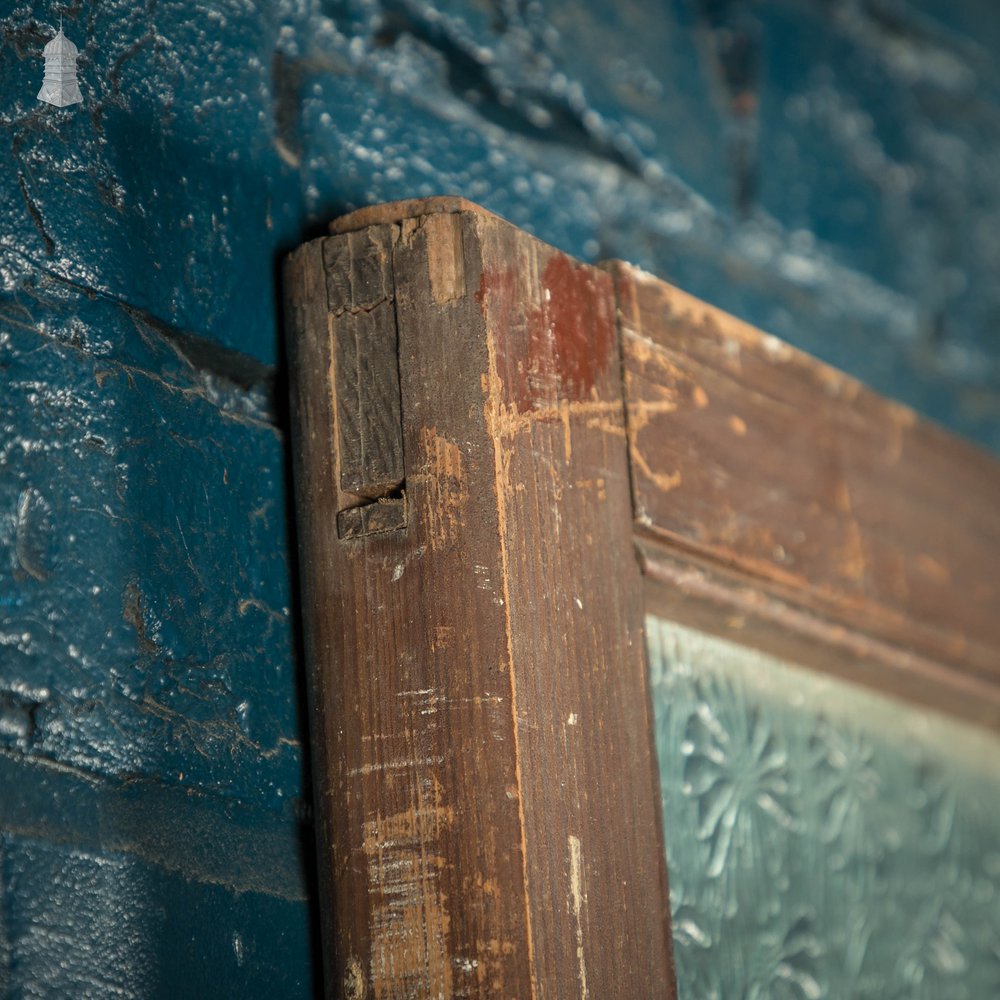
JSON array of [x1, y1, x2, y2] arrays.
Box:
[[529, 253, 614, 407], [476, 265, 516, 330], [478, 253, 615, 412]]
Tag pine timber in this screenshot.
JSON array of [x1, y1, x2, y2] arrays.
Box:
[[286, 200, 675, 1000], [287, 196, 1000, 1000], [610, 261, 1000, 728]]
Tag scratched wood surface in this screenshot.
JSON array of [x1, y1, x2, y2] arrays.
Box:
[[611, 262, 1000, 727], [287, 201, 675, 999]]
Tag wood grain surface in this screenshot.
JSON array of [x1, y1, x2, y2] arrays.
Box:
[[288, 196, 1000, 998], [611, 261, 1000, 725], [287, 200, 675, 999], [323, 227, 405, 502]]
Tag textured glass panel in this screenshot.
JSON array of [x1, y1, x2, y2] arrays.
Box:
[[648, 617, 1000, 1000]]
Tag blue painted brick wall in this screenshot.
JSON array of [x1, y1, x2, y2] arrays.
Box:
[[2, 1, 998, 995]]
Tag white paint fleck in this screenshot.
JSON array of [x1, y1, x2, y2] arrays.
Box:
[[568, 834, 589, 1000], [567, 713, 578, 726], [232, 931, 245, 966], [761, 334, 792, 361]]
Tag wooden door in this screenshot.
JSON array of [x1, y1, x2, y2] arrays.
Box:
[[285, 197, 1000, 999]]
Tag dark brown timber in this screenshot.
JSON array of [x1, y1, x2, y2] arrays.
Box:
[[610, 262, 1000, 727], [287, 201, 675, 999], [323, 227, 405, 503], [287, 196, 1000, 998]]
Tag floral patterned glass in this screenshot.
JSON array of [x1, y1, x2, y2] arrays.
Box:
[[648, 617, 1000, 1000]]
